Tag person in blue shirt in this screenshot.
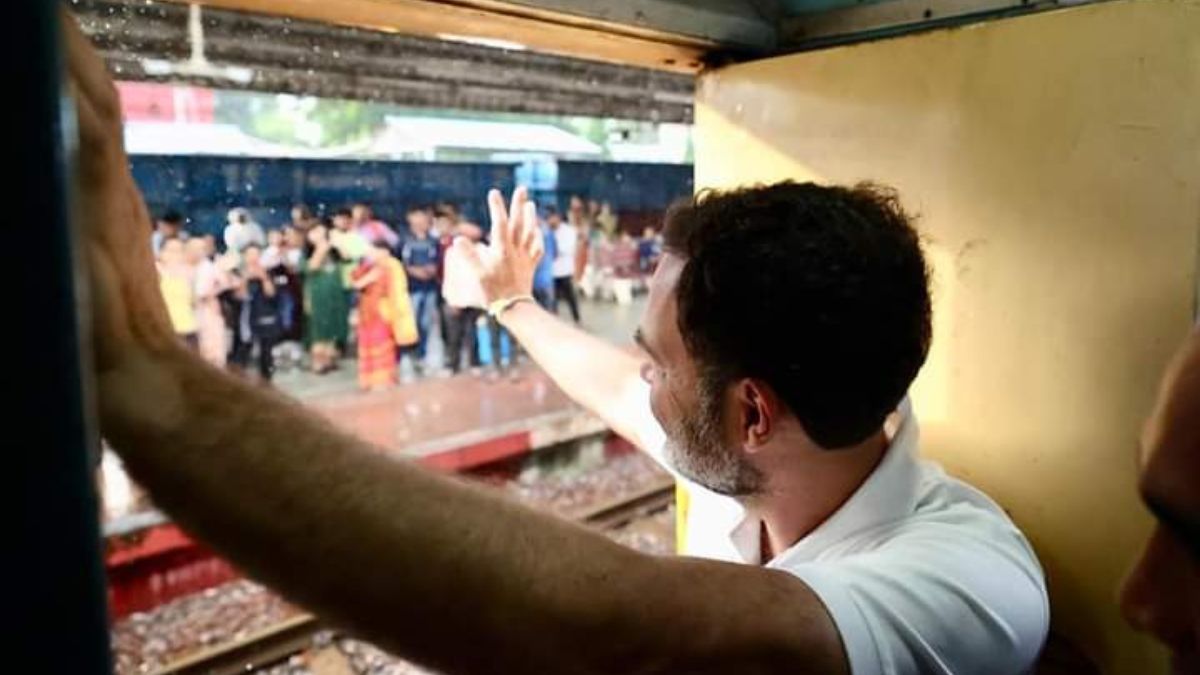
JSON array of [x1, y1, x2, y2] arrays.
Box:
[[638, 226, 663, 274], [533, 208, 558, 311], [400, 206, 440, 375]]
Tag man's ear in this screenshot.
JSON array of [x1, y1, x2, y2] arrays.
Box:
[[734, 378, 776, 453]]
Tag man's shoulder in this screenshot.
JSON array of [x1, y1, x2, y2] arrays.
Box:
[[905, 461, 1029, 540], [830, 461, 1038, 563], [776, 465, 1049, 675]]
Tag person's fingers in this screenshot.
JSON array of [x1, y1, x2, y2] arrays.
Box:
[[517, 221, 533, 253], [487, 189, 509, 252], [508, 186, 527, 250], [60, 10, 121, 134], [529, 228, 544, 263], [70, 80, 108, 177], [519, 200, 538, 253]]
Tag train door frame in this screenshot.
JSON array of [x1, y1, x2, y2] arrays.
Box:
[[8, 4, 113, 673]]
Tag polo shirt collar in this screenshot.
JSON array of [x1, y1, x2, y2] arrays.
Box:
[[728, 398, 924, 565]]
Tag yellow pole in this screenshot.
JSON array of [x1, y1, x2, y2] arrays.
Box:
[[674, 482, 690, 554]]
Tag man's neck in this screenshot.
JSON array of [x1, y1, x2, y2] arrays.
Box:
[[748, 430, 889, 562]]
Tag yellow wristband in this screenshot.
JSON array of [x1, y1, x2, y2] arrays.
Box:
[[488, 294, 536, 318]]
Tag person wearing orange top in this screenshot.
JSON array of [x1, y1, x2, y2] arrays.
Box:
[[352, 241, 417, 390]]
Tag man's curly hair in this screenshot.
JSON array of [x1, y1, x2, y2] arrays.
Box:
[[662, 181, 932, 449]]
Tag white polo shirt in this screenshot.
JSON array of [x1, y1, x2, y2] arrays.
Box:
[[636, 397, 1049, 675]]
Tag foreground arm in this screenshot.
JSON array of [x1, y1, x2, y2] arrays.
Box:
[[66, 14, 846, 675], [102, 349, 845, 675]]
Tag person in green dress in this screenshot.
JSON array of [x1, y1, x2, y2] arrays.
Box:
[[302, 222, 350, 374]]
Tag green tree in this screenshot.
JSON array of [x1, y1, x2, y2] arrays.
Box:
[[215, 90, 387, 148], [305, 99, 387, 146], [566, 117, 612, 159]]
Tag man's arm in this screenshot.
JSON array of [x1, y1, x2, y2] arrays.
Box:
[[102, 349, 846, 675], [406, 261, 436, 281], [65, 13, 847, 674], [499, 301, 658, 452], [455, 202, 658, 453]]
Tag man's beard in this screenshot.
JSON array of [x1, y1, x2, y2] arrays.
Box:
[[663, 376, 764, 497]]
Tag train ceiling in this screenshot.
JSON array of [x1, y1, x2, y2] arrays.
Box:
[[72, 0, 1105, 122], [72, 0, 697, 123]]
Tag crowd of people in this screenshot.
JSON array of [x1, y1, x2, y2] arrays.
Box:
[[151, 196, 663, 391]]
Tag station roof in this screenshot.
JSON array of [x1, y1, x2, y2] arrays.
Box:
[[375, 117, 602, 157], [123, 121, 302, 157], [122, 117, 602, 160]]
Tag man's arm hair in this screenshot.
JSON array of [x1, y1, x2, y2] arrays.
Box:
[[498, 301, 660, 453], [99, 348, 848, 675]]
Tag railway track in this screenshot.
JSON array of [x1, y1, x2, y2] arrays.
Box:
[[147, 479, 676, 675], [571, 479, 677, 529]]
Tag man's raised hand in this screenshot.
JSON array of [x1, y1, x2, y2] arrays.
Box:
[[62, 10, 176, 373], [453, 187, 544, 305]]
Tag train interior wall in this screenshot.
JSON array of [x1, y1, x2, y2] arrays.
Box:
[[693, 0, 1200, 671]]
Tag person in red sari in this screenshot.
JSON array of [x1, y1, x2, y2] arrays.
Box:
[[352, 241, 418, 391], [352, 242, 398, 391]]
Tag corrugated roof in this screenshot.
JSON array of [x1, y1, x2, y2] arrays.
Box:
[[375, 116, 602, 156], [124, 118, 601, 159], [123, 122, 363, 158]]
